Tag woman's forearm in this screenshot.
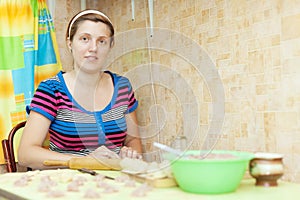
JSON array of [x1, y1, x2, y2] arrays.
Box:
[[18, 145, 78, 170], [125, 111, 143, 153]]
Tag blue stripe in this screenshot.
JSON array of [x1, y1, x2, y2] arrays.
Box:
[[103, 119, 127, 132]]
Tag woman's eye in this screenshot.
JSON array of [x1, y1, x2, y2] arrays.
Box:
[[81, 36, 89, 42], [99, 39, 108, 45]]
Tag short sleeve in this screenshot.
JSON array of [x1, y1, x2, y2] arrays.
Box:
[[112, 72, 138, 114], [127, 82, 138, 113], [28, 80, 58, 121]]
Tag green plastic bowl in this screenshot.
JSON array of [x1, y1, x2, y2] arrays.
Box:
[[166, 150, 254, 194]]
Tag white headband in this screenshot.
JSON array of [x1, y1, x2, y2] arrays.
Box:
[[68, 10, 112, 38]]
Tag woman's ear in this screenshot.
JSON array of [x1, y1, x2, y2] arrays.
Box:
[[110, 41, 114, 48], [67, 38, 72, 52], [110, 38, 114, 48]]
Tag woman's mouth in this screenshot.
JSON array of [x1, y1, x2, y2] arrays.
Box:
[[85, 56, 98, 61]]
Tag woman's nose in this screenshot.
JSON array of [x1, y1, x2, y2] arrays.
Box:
[[89, 40, 98, 51]]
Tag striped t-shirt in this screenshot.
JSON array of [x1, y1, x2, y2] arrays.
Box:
[[28, 71, 138, 155]]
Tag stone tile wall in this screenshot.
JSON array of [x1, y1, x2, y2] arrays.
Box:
[[89, 0, 300, 182]]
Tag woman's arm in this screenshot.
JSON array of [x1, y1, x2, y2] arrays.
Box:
[[120, 110, 143, 158], [18, 111, 76, 170]]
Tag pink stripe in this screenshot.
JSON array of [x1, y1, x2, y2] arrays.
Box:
[[55, 92, 68, 99], [55, 92, 84, 112], [113, 90, 136, 108], [51, 138, 98, 149], [106, 133, 126, 139], [58, 105, 82, 112], [35, 91, 56, 101], [52, 133, 98, 142], [113, 101, 127, 108], [129, 98, 135, 105], [31, 103, 56, 116], [115, 95, 127, 102], [115, 88, 128, 100], [32, 98, 55, 108], [60, 142, 98, 147], [54, 140, 99, 148], [108, 138, 126, 143], [58, 102, 77, 108], [55, 93, 73, 105], [118, 88, 128, 93], [51, 141, 65, 149], [36, 92, 83, 112], [55, 93, 75, 106]]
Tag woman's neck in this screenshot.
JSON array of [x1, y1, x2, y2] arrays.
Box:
[[64, 69, 113, 111], [69, 69, 104, 88]]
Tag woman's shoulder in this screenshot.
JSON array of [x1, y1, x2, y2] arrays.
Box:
[[105, 71, 131, 85], [41, 71, 62, 83], [41, 71, 63, 82], [37, 71, 64, 90]]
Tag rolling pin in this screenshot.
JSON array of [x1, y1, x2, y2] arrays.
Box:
[[43, 157, 121, 170]]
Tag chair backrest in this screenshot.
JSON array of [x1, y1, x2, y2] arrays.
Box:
[[2, 121, 26, 172]]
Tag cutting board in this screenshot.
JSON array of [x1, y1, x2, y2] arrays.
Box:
[[124, 172, 177, 188]]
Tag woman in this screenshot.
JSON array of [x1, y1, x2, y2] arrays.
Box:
[[18, 9, 143, 170]]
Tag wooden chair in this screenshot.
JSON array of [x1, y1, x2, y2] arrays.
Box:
[[2, 121, 26, 172]]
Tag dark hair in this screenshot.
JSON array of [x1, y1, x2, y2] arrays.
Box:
[[66, 10, 114, 47]]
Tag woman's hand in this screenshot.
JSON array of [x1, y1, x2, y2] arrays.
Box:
[[119, 146, 142, 159], [89, 146, 120, 159]]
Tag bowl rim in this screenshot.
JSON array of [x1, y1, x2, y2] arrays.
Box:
[[164, 150, 254, 163]]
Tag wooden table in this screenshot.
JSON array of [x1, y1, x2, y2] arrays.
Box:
[[0, 169, 299, 200]]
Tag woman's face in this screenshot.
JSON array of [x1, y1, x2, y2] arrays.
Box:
[[68, 20, 112, 73]]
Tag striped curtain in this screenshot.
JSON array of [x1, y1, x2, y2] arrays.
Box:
[[0, 0, 61, 163]]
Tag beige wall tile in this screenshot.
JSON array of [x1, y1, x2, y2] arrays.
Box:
[[282, 14, 300, 40]]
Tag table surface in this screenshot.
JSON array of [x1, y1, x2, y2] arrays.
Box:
[[0, 169, 299, 200]]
